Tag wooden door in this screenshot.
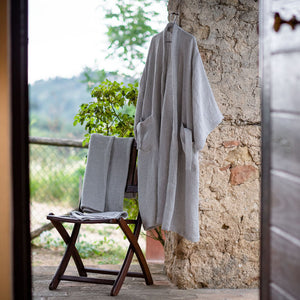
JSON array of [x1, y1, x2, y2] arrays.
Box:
[[10, 0, 32, 298], [260, 1, 300, 299]]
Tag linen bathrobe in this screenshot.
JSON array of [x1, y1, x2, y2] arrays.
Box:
[[134, 23, 223, 242]]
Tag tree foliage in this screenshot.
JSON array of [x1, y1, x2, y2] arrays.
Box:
[[104, 0, 161, 71], [80, 67, 119, 93], [73, 79, 138, 146]]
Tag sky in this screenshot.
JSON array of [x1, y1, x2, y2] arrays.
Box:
[[28, 0, 168, 83]]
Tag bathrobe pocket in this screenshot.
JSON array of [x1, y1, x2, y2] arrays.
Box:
[[136, 115, 155, 152], [180, 124, 195, 170]]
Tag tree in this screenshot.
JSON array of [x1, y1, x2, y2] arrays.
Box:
[[81, 1, 167, 84], [104, 0, 165, 72]]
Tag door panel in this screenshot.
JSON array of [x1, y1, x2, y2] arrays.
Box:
[[271, 0, 300, 54], [260, 0, 300, 298], [270, 283, 297, 300], [270, 228, 300, 299], [271, 53, 300, 113], [271, 114, 300, 177], [271, 171, 300, 240]]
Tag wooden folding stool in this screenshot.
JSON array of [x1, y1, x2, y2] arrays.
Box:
[[47, 140, 153, 296]]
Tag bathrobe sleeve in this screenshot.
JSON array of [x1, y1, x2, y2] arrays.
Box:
[[134, 37, 154, 139], [134, 68, 147, 138], [192, 43, 223, 152]]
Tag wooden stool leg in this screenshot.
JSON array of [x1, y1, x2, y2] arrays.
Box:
[[49, 223, 81, 290], [110, 244, 135, 296], [51, 220, 87, 277], [111, 218, 141, 296], [119, 217, 153, 286], [111, 215, 153, 296]]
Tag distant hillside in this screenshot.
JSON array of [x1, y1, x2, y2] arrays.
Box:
[[29, 71, 136, 139]]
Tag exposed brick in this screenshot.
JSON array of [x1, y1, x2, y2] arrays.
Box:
[[223, 140, 241, 148], [230, 165, 257, 185]]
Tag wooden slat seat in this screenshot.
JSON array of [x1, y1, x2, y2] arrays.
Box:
[[47, 213, 138, 224]]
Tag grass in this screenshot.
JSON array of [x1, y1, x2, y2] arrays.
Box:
[[30, 144, 87, 207], [30, 165, 85, 207], [33, 227, 127, 264]]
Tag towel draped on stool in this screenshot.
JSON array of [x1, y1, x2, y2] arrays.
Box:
[[78, 134, 134, 217]]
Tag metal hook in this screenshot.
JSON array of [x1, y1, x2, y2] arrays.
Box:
[[169, 12, 179, 24]]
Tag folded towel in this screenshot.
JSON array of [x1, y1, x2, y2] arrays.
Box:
[[70, 210, 128, 220], [80, 134, 134, 213]]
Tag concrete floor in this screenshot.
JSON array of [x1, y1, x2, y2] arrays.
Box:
[[32, 264, 259, 300]]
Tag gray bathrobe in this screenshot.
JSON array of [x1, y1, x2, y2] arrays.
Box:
[[134, 23, 223, 242]]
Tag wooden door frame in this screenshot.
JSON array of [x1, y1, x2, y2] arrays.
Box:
[[10, 0, 273, 299], [259, 0, 271, 298], [10, 0, 32, 298]]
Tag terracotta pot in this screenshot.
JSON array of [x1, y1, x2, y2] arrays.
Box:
[[145, 228, 165, 263]]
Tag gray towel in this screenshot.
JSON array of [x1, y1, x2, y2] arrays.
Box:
[[80, 134, 134, 213], [71, 211, 128, 220]]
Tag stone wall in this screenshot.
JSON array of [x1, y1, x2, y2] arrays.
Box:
[[164, 0, 260, 288]]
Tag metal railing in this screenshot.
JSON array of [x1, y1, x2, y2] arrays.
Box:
[[29, 136, 88, 239]]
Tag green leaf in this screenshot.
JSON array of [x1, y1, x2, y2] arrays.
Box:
[[74, 79, 139, 141]]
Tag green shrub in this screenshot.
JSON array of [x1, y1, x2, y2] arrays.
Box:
[[74, 79, 138, 146]]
